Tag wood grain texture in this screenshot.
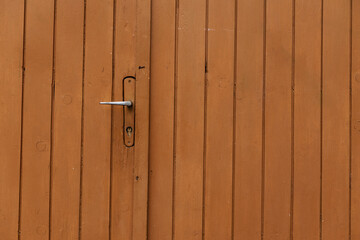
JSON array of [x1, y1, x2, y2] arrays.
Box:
[[0, 0, 24, 239], [263, 0, 293, 239], [20, 0, 54, 238], [80, 0, 113, 238], [204, 0, 235, 238], [322, 0, 350, 239], [293, 0, 322, 239], [50, 0, 84, 239], [110, 0, 136, 239], [2, 1, 359, 239], [233, 0, 264, 238], [148, 0, 175, 238], [173, 0, 206, 238], [131, 0, 151, 238], [351, 0, 360, 238]]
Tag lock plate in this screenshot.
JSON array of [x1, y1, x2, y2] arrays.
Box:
[[123, 77, 135, 147]]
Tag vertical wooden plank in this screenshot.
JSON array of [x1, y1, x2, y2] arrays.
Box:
[[0, 0, 24, 239], [233, 0, 264, 238], [132, 0, 151, 237], [204, 0, 234, 238], [148, 0, 175, 238], [50, 0, 84, 239], [263, 0, 293, 238], [352, 0, 360, 238], [110, 0, 136, 238], [293, 0, 322, 239], [322, 0, 350, 239], [173, 0, 206, 238], [20, 0, 54, 238], [81, 0, 113, 238]]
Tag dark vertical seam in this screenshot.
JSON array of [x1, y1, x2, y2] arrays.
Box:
[[109, 0, 116, 238], [78, 0, 87, 239], [18, 0, 27, 239], [202, 0, 209, 238], [261, 0, 267, 239], [147, 0, 153, 238], [131, 152, 134, 240], [320, 0, 324, 239], [147, 1, 153, 238], [171, 0, 179, 238], [49, 0, 57, 238], [349, 0, 353, 239], [140, 0, 153, 237], [290, 0, 295, 239], [231, 0, 238, 239]]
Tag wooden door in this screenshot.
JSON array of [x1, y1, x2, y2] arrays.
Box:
[[1, 0, 360, 240], [0, 0, 150, 239]]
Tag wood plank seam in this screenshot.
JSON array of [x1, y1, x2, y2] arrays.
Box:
[[349, 0, 353, 239], [171, 0, 179, 238], [201, 0, 209, 236], [261, 0, 267, 239], [290, 0, 295, 238], [320, 0, 324, 238], [78, 0, 87, 238], [231, 0, 237, 237], [18, 0, 27, 238], [109, 0, 116, 238], [49, 0, 57, 237]]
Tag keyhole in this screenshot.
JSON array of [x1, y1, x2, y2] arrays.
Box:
[[126, 126, 133, 136]]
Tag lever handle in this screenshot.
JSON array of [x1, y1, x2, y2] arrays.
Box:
[[99, 101, 133, 107]]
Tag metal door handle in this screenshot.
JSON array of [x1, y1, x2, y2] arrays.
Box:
[[99, 101, 133, 107], [99, 77, 135, 147]]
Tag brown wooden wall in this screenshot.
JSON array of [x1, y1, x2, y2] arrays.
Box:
[[0, 0, 359, 239], [148, 0, 359, 239]]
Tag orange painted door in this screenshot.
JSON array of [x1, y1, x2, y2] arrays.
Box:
[[1, 0, 360, 240], [0, 0, 150, 239]]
